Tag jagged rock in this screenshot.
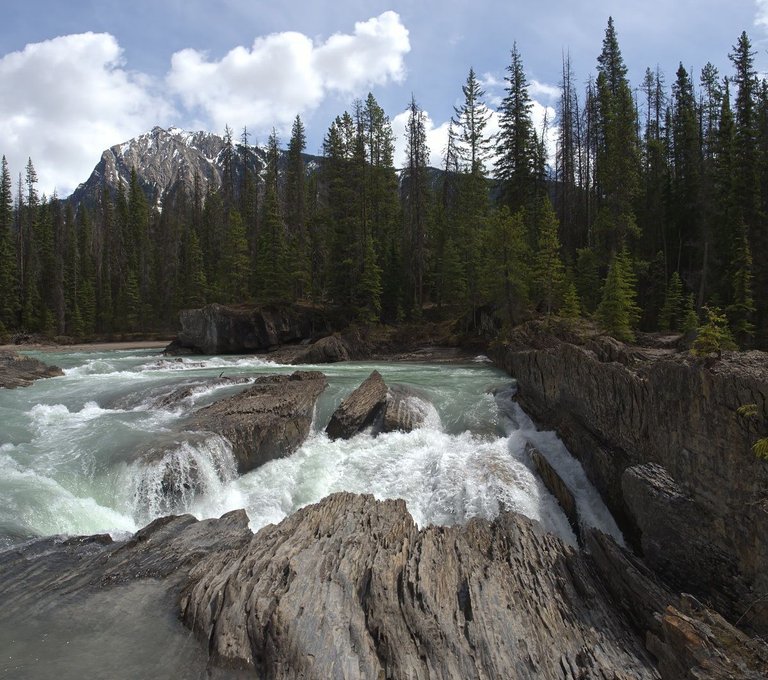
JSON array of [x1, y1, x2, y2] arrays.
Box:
[[173, 303, 331, 355], [189, 371, 327, 473], [111, 375, 252, 411], [181, 492, 659, 678], [382, 383, 431, 433], [586, 529, 768, 679], [0, 350, 63, 389], [325, 370, 388, 439], [527, 443, 579, 536], [494, 321, 768, 632], [290, 333, 350, 364]]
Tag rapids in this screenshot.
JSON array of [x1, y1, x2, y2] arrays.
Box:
[[0, 348, 623, 551]]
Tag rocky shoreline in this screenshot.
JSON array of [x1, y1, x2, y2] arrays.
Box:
[[0, 349, 63, 389], [2, 308, 768, 678]]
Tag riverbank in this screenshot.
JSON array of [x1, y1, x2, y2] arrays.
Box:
[[0, 340, 171, 353]]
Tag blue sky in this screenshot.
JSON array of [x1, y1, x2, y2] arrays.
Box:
[[1, 1, 765, 195]]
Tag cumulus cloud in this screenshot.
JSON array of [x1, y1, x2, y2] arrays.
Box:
[[167, 11, 410, 133], [757, 0, 768, 31], [0, 33, 172, 196]]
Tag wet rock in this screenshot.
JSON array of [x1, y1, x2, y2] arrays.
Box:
[[494, 321, 768, 632], [290, 333, 350, 364], [189, 371, 327, 473], [382, 383, 431, 433], [527, 443, 579, 537], [181, 492, 659, 678], [172, 303, 331, 355], [325, 370, 388, 439], [0, 350, 63, 388]]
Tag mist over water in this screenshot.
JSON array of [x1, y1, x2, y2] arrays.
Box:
[[0, 348, 623, 552]]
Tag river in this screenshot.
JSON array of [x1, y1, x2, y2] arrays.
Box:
[[0, 348, 623, 552]]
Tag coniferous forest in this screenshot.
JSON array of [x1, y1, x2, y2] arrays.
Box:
[[1, 19, 767, 349]]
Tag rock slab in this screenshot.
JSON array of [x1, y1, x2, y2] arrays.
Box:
[[181, 492, 658, 679], [190, 371, 327, 473], [0, 350, 63, 388]]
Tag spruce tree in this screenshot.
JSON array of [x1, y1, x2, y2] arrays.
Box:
[[0, 156, 18, 332], [658, 271, 684, 331], [597, 249, 638, 342], [496, 44, 538, 212], [532, 197, 567, 317]]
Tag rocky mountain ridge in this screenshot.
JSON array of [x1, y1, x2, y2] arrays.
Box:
[[67, 126, 321, 212]]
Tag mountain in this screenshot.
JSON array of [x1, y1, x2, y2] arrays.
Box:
[[68, 126, 274, 211]]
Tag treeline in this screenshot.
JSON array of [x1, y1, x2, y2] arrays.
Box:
[[0, 18, 766, 349]]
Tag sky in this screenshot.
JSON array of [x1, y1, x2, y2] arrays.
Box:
[[1, 0, 766, 196]]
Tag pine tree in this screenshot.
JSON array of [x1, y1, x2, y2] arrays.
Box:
[[597, 249, 639, 342], [532, 197, 567, 317], [593, 17, 640, 256], [480, 207, 530, 325], [692, 305, 737, 357], [658, 271, 683, 331], [496, 44, 538, 212], [403, 95, 430, 315], [285, 115, 310, 300], [0, 156, 18, 332], [727, 221, 755, 347]]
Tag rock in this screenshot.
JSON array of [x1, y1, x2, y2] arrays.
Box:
[[527, 443, 579, 537], [586, 529, 768, 679], [173, 303, 332, 355], [494, 321, 768, 632], [290, 333, 350, 364], [326, 373, 436, 440], [181, 492, 658, 678], [325, 370, 388, 439], [0, 510, 253, 677], [0, 350, 64, 388], [111, 375, 252, 410], [189, 371, 327, 473], [162, 338, 200, 356], [382, 383, 431, 433], [3, 493, 765, 678]]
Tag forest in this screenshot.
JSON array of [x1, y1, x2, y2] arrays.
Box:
[[0, 18, 765, 349]]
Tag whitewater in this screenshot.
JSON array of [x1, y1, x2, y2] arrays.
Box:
[[0, 348, 623, 552]]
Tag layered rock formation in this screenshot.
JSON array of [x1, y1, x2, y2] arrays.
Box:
[[494, 322, 768, 632], [3, 491, 765, 678], [0, 350, 63, 388], [189, 371, 327, 473]]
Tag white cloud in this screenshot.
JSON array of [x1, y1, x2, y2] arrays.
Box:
[[757, 0, 768, 31], [167, 11, 410, 133], [529, 79, 560, 102], [0, 33, 172, 196]]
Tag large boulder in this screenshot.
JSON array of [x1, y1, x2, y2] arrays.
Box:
[[494, 321, 768, 632], [189, 371, 327, 473], [326, 372, 434, 440], [325, 370, 388, 439], [290, 334, 350, 364], [172, 303, 331, 355], [0, 350, 63, 389]]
